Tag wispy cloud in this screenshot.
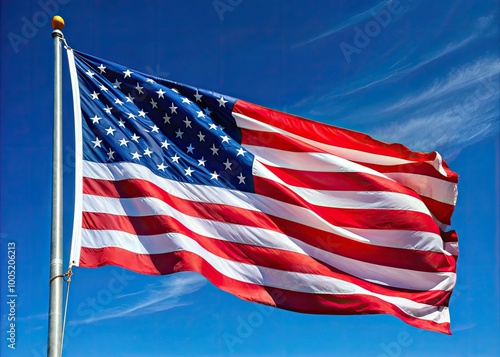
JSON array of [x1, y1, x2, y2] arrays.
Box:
[[73, 273, 206, 325], [379, 57, 500, 113], [372, 57, 499, 156], [292, 0, 389, 48], [330, 34, 477, 100]]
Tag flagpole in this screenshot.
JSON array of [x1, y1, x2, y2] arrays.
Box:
[[48, 15, 65, 357]]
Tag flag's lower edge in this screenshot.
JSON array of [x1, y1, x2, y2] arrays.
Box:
[[78, 246, 452, 335]]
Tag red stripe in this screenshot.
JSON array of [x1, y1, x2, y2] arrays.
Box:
[[79, 246, 451, 334], [241, 127, 327, 153], [234, 100, 457, 182], [240, 125, 457, 186], [83, 209, 455, 277], [260, 164, 454, 225], [83, 211, 454, 306], [253, 176, 440, 233], [357, 161, 459, 184], [260, 162, 422, 198], [421, 196, 453, 225], [83, 177, 454, 272]]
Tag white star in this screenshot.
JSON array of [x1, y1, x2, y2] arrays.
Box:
[[131, 152, 142, 160], [146, 78, 156, 83], [127, 113, 137, 119], [106, 148, 115, 161], [104, 105, 113, 114], [126, 93, 135, 103], [204, 107, 212, 116], [196, 110, 206, 118], [223, 158, 232, 170], [138, 109, 147, 118], [131, 133, 140, 142], [86, 70, 95, 77], [151, 125, 159, 133], [236, 148, 246, 156], [157, 162, 167, 171], [105, 127, 116, 136], [217, 96, 228, 107], [183, 117, 192, 128], [197, 131, 205, 142], [161, 140, 170, 149], [98, 64, 106, 73], [135, 82, 144, 94], [175, 129, 184, 138], [118, 119, 126, 127], [123, 69, 133, 78], [91, 115, 101, 124], [91, 137, 102, 148], [119, 138, 129, 146], [184, 167, 194, 176], [210, 144, 219, 156], [113, 79, 122, 88], [156, 88, 166, 98], [210, 171, 220, 180], [169, 103, 178, 114], [209, 124, 218, 130], [99, 85, 108, 92], [163, 113, 171, 124], [221, 135, 230, 143], [171, 88, 179, 93], [194, 90, 203, 102], [182, 97, 191, 105], [237, 173, 246, 184], [114, 98, 124, 106], [171, 154, 180, 163], [198, 157, 206, 166], [90, 91, 99, 100], [143, 148, 153, 157], [186, 144, 195, 154], [150, 98, 158, 108]]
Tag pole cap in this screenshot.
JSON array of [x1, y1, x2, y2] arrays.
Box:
[[51, 16, 65, 30]]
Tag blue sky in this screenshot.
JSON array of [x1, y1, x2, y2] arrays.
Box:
[[0, 0, 499, 356]]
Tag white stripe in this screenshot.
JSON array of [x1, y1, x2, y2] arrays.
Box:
[[234, 112, 448, 176], [246, 145, 390, 178], [81, 229, 450, 323], [385, 172, 458, 206], [344, 228, 449, 254], [253, 159, 432, 214], [246, 145, 456, 206], [67, 48, 83, 267], [444, 242, 459, 256], [83, 194, 455, 291], [82, 160, 447, 253]]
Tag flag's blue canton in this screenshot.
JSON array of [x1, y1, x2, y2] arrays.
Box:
[[74, 50, 255, 192]]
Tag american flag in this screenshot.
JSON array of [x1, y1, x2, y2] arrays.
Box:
[[68, 49, 459, 334]]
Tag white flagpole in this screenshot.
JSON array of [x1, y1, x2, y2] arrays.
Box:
[[48, 15, 65, 357]]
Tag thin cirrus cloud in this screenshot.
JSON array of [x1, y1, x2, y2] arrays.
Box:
[[326, 33, 478, 101], [372, 56, 499, 156], [72, 273, 206, 325], [292, 0, 389, 48]]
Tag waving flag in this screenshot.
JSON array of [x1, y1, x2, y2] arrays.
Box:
[[67, 48, 458, 334]]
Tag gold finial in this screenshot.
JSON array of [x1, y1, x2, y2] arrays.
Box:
[[51, 16, 65, 31]]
